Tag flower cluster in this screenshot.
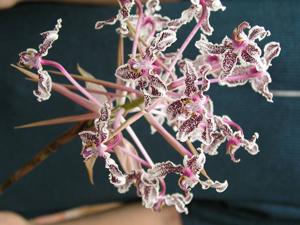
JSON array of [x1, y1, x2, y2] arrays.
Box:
[[17, 0, 281, 214]]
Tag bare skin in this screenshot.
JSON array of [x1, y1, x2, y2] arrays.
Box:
[[0, 212, 29, 225], [0, 203, 183, 225], [0, 0, 18, 8]]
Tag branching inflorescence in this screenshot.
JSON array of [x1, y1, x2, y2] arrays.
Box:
[[17, 0, 281, 214]]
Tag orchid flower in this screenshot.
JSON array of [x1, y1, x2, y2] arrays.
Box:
[[18, 19, 103, 108], [18, 19, 62, 101], [212, 41, 281, 102], [149, 150, 225, 192], [115, 57, 167, 98], [195, 21, 271, 78], [79, 103, 112, 160], [201, 115, 259, 162], [249, 42, 281, 102], [167, 60, 214, 144], [147, 150, 228, 213]]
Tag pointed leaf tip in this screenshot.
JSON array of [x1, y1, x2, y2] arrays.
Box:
[[84, 156, 98, 185]]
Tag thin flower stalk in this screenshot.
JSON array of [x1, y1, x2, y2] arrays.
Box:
[[15, 112, 97, 129], [41, 59, 102, 107], [59, 83, 126, 98], [49, 69, 143, 95]]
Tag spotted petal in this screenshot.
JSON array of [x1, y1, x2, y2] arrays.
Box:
[[214, 116, 234, 136], [198, 64, 211, 92], [115, 62, 142, 80], [79, 130, 100, 151], [263, 42, 281, 68], [250, 71, 273, 102], [183, 151, 206, 174], [201, 131, 226, 155], [117, 171, 139, 193], [33, 69, 52, 102], [147, 74, 167, 97], [167, 99, 186, 121], [147, 29, 177, 57], [98, 102, 111, 122], [117, 0, 135, 34], [139, 172, 160, 208], [164, 193, 192, 214], [104, 152, 127, 186], [95, 0, 133, 34], [167, 6, 195, 31], [199, 179, 228, 193], [79, 104, 110, 160], [241, 132, 259, 155], [177, 114, 203, 142], [39, 18, 62, 57], [248, 25, 270, 41], [141, 185, 159, 209], [148, 161, 183, 178], [240, 43, 263, 71], [195, 116, 215, 144], [182, 60, 199, 97], [195, 34, 229, 55], [95, 16, 118, 30], [221, 49, 238, 77]]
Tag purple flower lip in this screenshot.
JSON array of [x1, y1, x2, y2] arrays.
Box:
[[227, 137, 240, 148], [82, 147, 94, 160], [191, 94, 201, 102], [182, 168, 194, 177]]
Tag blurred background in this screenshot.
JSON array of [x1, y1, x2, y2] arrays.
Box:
[[0, 0, 299, 224]]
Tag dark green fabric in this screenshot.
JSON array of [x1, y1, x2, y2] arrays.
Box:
[[0, 0, 299, 224]]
